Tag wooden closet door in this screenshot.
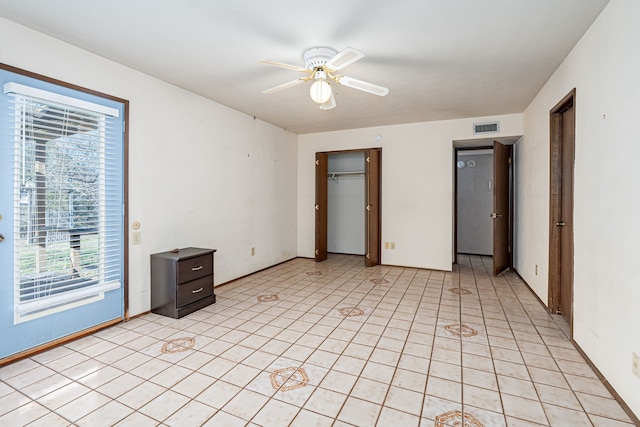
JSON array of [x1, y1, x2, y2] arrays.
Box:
[[315, 152, 328, 262], [365, 148, 381, 267]]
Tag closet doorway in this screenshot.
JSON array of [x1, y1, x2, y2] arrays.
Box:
[[455, 141, 513, 275], [315, 148, 381, 267]]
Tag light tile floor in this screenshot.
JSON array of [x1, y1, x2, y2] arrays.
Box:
[[0, 254, 636, 426]]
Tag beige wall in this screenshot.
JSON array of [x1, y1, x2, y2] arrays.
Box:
[[515, 0, 640, 417], [0, 17, 299, 317], [298, 114, 523, 271]]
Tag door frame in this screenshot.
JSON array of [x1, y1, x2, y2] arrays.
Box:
[[548, 88, 576, 329], [315, 148, 381, 266], [453, 145, 513, 274], [0, 63, 129, 365], [453, 146, 492, 261]]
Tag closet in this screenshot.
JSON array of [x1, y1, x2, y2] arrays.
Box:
[[327, 152, 366, 255], [315, 148, 381, 266]]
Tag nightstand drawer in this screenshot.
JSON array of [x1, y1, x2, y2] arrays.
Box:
[[177, 275, 213, 308], [177, 254, 213, 284], [151, 247, 216, 318]]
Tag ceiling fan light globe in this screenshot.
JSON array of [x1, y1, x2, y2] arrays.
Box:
[[309, 80, 332, 104]]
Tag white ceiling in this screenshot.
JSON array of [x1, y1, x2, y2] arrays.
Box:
[[0, 0, 610, 134]]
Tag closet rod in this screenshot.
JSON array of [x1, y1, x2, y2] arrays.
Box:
[[327, 171, 366, 177]]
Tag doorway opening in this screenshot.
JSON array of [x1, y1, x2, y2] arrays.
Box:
[[315, 148, 381, 267], [548, 89, 576, 332], [456, 148, 494, 257], [0, 64, 128, 362], [327, 152, 366, 256], [454, 139, 516, 276]]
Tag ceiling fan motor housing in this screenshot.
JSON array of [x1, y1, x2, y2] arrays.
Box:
[[303, 47, 338, 70]]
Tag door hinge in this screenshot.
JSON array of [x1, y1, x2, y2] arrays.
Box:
[[315, 159, 320, 166], [123, 120, 126, 132], [366, 253, 371, 259], [366, 156, 370, 163], [508, 157, 512, 164], [315, 249, 319, 255]]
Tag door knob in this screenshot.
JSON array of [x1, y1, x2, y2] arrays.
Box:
[[0, 234, 4, 242]]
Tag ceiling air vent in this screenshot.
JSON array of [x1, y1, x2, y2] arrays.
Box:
[[473, 121, 500, 134]]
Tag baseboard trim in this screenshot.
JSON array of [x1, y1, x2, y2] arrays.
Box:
[[128, 310, 151, 320], [511, 268, 549, 311], [571, 341, 640, 426], [0, 317, 122, 367], [512, 269, 639, 425], [214, 256, 299, 289]]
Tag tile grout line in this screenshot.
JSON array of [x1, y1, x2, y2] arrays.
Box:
[[471, 255, 511, 426], [499, 267, 600, 427], [479, 257, 555, 427], [0, 254, 634, 426], [417, 262, 452, 424], [368, 266, 425, 425], [243, 257, 400, 425]]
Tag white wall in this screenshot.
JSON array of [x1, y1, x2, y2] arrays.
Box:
[[298, 114, 523, 271], [515, 0, 640, 417], [0, 18, 298, 317]]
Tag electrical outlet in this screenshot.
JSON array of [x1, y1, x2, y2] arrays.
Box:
[[251, 247, 255, 256], [132, 232, 141, 245], [632, 352, 640, 379], [535, 264, 538, 275]]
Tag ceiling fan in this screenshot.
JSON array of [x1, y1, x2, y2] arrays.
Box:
[[261, 47, 389, 110]]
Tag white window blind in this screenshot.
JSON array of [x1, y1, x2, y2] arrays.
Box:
[[5, 83, 122, 320]]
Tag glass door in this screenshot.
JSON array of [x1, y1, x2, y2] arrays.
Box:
[[0, 68, 125, 359]]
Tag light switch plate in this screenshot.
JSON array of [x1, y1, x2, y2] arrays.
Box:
[[132, 232, 141, 245]]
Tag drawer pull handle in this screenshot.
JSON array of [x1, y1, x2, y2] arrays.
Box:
[[191, 265, 203, 271], [192, 287, 204, 294]]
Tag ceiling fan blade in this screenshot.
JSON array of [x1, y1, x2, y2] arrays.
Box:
[[260, 59, 307, 73], [325, 47, 364, 71], [319, 92, 336, 110], [337, 75, 389, 96], [262, 77, 308, 94]]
